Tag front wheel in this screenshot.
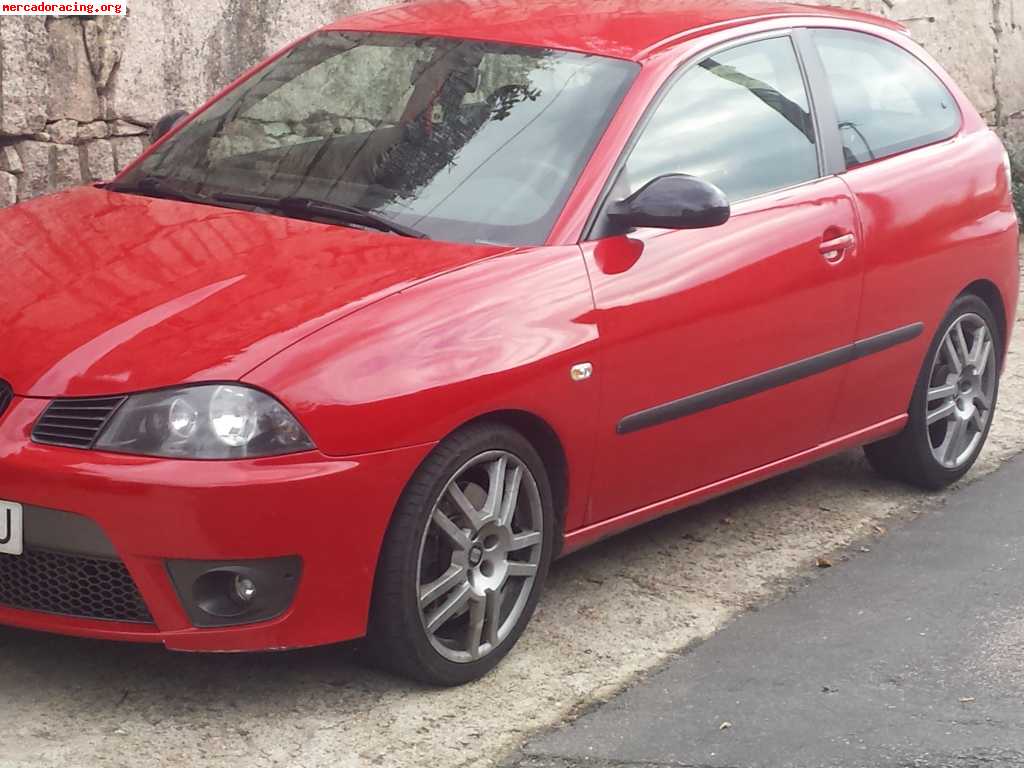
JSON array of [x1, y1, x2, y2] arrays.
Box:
[[865, 294, 1002, 490], [369, 423, 554, 686]]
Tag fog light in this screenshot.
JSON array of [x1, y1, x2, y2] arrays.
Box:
[[233, 575, 257, 603], [167, 557, 301, 628]]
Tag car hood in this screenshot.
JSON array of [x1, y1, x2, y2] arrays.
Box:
[[1, 186, 510, 398]]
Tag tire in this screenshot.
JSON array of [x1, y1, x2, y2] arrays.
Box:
[[865, 293, 1002, 490], [369, 422, 554, 686]]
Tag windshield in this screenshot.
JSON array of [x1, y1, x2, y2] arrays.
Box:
[[120, 32, 637, 245]]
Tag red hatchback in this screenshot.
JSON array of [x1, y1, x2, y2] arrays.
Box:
[[0, 0, 1019, 685]]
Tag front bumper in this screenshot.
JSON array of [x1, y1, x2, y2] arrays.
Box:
[[0, 396, 433, 651]]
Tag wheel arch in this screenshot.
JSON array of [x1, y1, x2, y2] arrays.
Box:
[[376, 408, 573, 567], [460, 409, 570, 553], [960, 279, 1009, 366]]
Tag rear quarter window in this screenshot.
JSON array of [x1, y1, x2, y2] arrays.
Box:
[[812, 29, 961, 167]]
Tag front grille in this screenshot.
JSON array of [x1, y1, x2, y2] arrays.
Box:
[[31, 395, 127, 449], [0, 548, 153, 623], [0, 381, 11, 420], [0, 380, 11, 421]]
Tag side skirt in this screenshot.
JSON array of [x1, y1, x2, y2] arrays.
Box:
[[560, 414, 908, 556]]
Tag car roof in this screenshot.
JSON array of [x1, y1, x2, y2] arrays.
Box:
[[328, 0, 906, 61]]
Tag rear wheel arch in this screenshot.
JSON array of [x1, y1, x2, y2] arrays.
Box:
[[900, 281, 1007, 416], [961, 279, 1008, 363], [866, 292, 1001, 489]]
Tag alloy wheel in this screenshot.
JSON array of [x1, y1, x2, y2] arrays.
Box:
[[416, 451, 544, 663], [925, 313, 997, 469]]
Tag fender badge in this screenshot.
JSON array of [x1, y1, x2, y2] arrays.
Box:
[[570, 363, 594, 382]]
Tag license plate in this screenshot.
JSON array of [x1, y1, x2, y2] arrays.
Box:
[[0, 500, 23, 556]]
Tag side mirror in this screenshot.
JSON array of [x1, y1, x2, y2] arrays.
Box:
[[607, 174, 731, 232], [150, 109, 189, 143]]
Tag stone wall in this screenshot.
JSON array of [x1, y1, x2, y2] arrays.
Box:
[[0, 1, 384, 206], [0, 0, 1021, 208], [846, 0, 1024, 149]]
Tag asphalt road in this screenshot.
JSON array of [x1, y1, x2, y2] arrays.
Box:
[[517, 451, 1024, 768], [1, 258, 1022, 768]]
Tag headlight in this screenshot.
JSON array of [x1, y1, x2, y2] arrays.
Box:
[[95, 384, 315, 459]]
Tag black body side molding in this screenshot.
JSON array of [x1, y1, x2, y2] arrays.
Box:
[[617, 323, 924, 435]]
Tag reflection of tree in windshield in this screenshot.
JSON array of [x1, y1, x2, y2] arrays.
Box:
[[488, 84, 541, 121], [119, 32, 637, 245], [369, 71, 546, 208]]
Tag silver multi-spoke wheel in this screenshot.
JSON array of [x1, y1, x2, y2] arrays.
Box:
[[925, 312, 997, 469], [416, 451, 544, 663], [865, 295, 1001, 490]]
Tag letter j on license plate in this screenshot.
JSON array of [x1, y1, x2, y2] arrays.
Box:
[[0, 500, 23, 556]]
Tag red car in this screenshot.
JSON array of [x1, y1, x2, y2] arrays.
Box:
[[0, 0, 1019, 685]]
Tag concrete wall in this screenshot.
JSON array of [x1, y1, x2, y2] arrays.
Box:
[[0, 0, 1021, 207]]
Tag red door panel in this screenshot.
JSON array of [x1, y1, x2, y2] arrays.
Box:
[[584, 177, 863, 523], [828, 132, 1021, 440]]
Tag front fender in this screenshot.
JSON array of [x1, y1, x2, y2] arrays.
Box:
[[245, 245, 601, 527]]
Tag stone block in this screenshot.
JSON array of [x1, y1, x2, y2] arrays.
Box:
[[996, 0, 1024, 120], [83, 16, 127, 90], [48, 120, 79, 145], [47, 18, 102, 122], [14, 140, 53, 199], [77, 121, 111, 142], [81, 139, 117, 181], [110, 120, 148, 136], [0, 172, 17, 207], [0, 146, 24, 175], [1001, 114, 1024, 159], [110, 136, 146, 172], [0, 17, 50, 135], [54, 144, 83, 188], [107, 0, 230, 125]]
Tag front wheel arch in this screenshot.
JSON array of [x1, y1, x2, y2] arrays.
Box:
[[458, 410, 569, 552], [367, 420, 556, 684], [370, 409, 569, 624]]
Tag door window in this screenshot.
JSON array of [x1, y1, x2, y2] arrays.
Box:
[[812, 30, 961, 167], [616, 36, 820, 204]]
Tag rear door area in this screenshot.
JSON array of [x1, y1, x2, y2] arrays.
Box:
[[805, 28, 1022, 441]]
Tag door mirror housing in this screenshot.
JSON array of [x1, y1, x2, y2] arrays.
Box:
[[607, 174, 731, 232], [150, 109, 189, 143]]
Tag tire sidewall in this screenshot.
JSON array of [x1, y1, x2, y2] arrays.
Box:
[[907, 294, 1003, 488], [381, 425, 555, 686]]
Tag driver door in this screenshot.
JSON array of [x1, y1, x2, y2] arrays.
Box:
[[584, 34, 863, 523]]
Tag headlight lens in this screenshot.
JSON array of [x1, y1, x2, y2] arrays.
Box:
[[95, 384, 315, 459]]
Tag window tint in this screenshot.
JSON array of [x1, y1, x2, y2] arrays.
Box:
[[618, 36, 819, 204], [813, 30, 961, 166]]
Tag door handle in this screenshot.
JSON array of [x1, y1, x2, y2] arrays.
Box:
[[820, 233, 856, 264]]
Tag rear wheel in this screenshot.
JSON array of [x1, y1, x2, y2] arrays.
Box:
[[865, 294, 1001, 490], [369, 423, 553, 686]]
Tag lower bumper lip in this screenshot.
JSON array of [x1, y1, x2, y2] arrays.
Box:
[[0, 396, 436, 651]]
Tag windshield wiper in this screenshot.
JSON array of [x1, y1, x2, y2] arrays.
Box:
[[213, 192, 429, 239], [107, 175, 211, 205]]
